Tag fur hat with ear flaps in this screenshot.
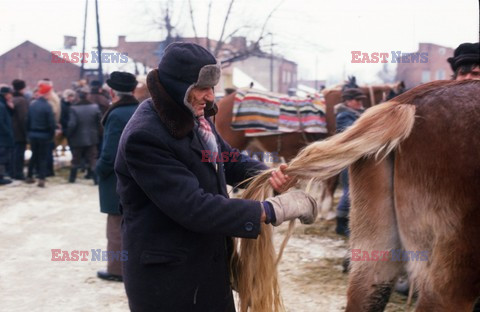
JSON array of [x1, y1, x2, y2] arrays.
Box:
[[146, 42, 221, 139]]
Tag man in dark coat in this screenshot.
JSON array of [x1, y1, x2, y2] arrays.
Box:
[[26, 83, 56, 187], [67, 87, 102, 183], [96, 72, 139, 282], [11, 79, 29, 180], [0, 86, 14, 185], [334, 88, 366, 236], [114, 42, 317, 311]]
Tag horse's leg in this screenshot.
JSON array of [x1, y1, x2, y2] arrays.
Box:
[[319, 174, 338, 220], [346, 156, 402, 312]]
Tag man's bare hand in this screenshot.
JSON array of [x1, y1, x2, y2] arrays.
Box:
[[269, 164, 297, 194]]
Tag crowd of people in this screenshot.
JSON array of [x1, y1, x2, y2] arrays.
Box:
[[0, 78, 108, 186]]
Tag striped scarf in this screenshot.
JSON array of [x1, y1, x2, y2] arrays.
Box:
[[197, 116, 218, 160]]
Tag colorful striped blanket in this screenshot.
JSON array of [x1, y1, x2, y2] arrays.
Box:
[[231, 89, 327, 135]]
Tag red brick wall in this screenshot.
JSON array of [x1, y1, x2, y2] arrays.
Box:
[[0, 41, 80, 92]]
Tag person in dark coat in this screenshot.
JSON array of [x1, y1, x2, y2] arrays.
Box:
[[88, 80, 111, 162], [60, 89, 76, 137], [114, 42, 317, 312], [96, 72, 139, 282], [334, 88, 366, 236], [26, 83, 56, 187], [0, 86, 14, 185], [66, 87, 102, 183], [11, 79, 29, 180]]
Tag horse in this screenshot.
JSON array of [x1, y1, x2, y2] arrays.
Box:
[[243, 79, 480, 311]]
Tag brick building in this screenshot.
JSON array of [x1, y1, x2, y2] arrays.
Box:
[[396, 43, 454, 89], [0, 41, 80, 91]]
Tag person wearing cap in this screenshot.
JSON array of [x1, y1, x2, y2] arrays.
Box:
[[11, 79, 29, 180], [25, 83, 56, 187], [95, 72, 139, 282], [66, 86, 102, 184], [114, 42, 317, 311], [448, 42, 480, 81], [0, 86, 14, 185], [334, 88, 366, 236]]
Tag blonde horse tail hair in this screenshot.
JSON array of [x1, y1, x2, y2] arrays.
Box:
[[284, 101, 416, 180], [234, 101, 416, 311]]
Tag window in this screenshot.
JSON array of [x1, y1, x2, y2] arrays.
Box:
[[436, 69, 445, 80], [421, 70, 430, 83]]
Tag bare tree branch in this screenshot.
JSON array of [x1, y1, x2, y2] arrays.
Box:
[[213, 0, 235, 57], [251, 0, 285, 49], [188, 0, 199, 44], [206, 0, 212, 52]]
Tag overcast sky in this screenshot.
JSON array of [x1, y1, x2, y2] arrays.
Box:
[[1, 0, 479, 85]]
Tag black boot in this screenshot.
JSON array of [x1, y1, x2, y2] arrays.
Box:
[[69, 168, 77, 183], [92, 172, 98, 185], [84, 168, 93, 179], [336, 217, 350, 237]]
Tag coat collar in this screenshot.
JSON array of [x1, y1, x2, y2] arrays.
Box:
[[146, 69, 218, 139], [101, 95, 138, 125]]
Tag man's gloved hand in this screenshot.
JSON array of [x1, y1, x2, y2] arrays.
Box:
[[266, 190, 318, 226]]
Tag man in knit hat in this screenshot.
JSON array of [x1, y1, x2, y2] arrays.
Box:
[[114, 42, 317, 311], [25, 82, 56, 187], [333, 87, 366, 236], [448, 42, 479, 80]]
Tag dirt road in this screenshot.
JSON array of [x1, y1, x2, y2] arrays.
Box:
[[0, 170, 408, 312]]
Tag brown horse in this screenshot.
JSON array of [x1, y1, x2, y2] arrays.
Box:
[[253, 79, 480, 311]]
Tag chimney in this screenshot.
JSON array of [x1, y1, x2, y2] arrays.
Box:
[[118, 35, 126, 47], [64, 36, 77, 49]]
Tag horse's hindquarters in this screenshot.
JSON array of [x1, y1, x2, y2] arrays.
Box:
[[393, 87, 480, 310]]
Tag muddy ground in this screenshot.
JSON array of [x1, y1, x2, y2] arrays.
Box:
[[0, 167, 410, 312]]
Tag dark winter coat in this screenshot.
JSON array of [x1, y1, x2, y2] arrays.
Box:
[[96, 95, 139, 215], [67, 100, 102, 148], [60, 98, 72, 135], [0, 95, 14, 147], [27, 97, 56, 141], [12, 92, 29, 143], [335, 102, 364, 133], [114, 69, 268, 312]]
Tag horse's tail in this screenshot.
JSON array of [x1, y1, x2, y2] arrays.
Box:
[[285, 101, 416, 179]]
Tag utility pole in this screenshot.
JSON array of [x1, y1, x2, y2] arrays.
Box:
[[80, 0, 88, 79], [95, 0, 104, 84], [269, 33, 274, 92]]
